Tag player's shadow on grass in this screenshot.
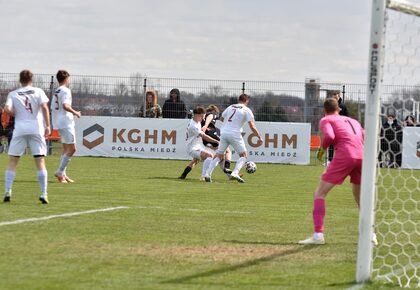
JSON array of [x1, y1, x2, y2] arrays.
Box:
[[161, 246, 315, 285]]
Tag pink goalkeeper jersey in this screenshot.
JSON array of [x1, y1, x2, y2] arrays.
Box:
[[320, 113, 364, 160]]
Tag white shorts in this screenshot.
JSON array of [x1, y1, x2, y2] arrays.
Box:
[[188, 146, 214, 160], [59, 127, 76, 144], [8, 134, 47, 156], [216, 134, 247, 155]]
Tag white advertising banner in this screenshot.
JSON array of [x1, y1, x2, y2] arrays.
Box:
[[74, 116, 311, 164], [401, 127, 420, 169]]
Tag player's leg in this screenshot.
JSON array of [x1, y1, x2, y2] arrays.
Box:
[[200, 148, 214, 180], [4, 135, 27, 202], [34, 156, 48, 204], [229, 136, 247, 183], [55, 128, 76, 183], [28, 134, 49, 204], [299, 158, 352, 245], [179, 159, 198, 179], [204, 136, 229, 181], [224, 147, 232, 172], [298, 180, 335, 245], [4, 156, 19, 202], [62, 143, 77, 182], [204, 152, 224, 182]]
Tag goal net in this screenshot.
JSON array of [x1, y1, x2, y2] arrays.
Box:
[[357, 0, 420, 288]]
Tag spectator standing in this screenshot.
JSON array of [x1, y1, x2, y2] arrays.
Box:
[[0, 107, 15, 153], [162, 88, 187, 119], [404, 115, 417, 127], [379, 113, 403, 167], [139, 90, 162, 118]]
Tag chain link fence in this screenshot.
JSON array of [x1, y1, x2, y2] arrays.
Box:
[[0, 72, 419, 134]]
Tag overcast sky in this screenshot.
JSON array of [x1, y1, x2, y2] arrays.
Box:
[[0, 0, 374, 83]]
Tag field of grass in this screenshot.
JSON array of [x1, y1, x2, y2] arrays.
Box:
[[0, 154, 404, 289]]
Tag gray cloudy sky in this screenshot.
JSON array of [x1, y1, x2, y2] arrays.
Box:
[[0, 0, 373, 83]]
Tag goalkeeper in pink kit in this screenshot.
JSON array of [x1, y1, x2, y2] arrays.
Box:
[[298, 98, 373, 245]]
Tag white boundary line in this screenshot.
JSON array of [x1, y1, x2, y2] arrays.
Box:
[[0, 206, 129, 227], [0, 205, 251, 227]]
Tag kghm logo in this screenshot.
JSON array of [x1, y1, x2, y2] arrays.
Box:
[[83, 124, 104, 149]]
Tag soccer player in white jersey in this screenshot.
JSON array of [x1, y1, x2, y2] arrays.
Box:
[[3, 70, 51, 204], [51, 70, 81, 183], [186, 107, 220, 179], [205, 94, 263, 183]]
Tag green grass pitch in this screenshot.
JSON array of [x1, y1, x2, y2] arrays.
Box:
[[0, 154, 403, 289]]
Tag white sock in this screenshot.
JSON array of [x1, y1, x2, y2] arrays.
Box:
[[202, 157, 212, 177], [232, 157, 247, 175], [206, 157, 221, 177], [37, 170, 48, 195], [58, 154, 71, 174], [314, 232, 324, 239], [5, 170, 16, 193]]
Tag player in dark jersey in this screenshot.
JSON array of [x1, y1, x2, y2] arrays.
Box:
[[178, 104, 234, 180]]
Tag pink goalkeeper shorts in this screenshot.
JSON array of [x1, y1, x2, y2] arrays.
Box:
[[322, 158, 363, 185]]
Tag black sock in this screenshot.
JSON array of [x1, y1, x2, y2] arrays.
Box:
[[224, 160, 231, 169], [180, 166, 192, 178]]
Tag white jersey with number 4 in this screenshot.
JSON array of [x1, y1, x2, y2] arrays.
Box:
[[186, 119, 204, 153], [5, 86, 49, 137], [220, 104, 254, 136], [51, 85, 74, 129]]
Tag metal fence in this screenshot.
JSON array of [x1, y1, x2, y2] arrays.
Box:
[[0, 72, 419, 133]]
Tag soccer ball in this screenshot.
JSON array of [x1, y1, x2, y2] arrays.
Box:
[[245, 161, 257, 174]]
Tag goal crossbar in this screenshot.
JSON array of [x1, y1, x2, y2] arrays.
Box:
[[387, 0, 420, 16]]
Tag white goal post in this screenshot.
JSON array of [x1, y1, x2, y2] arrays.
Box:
[[357, 0, 420, 287]]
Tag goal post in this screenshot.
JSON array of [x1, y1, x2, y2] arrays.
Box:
[[357, 0, 420, 287], [356, 0, 387, 283]]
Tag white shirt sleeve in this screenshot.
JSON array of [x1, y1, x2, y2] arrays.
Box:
[[61, 88, 72, 105], [5, 92, 13, 109], [40, 89, 49, 104], [191, 123, 201, 137], [245, 108, 255, 122]]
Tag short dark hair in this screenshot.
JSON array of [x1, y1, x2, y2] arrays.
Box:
[[19, 70, 33, 85], [56, 70, 70, 83], [193, 106, 205, 115], [238, 94, 250, 103], [324, 98, 339, 113]]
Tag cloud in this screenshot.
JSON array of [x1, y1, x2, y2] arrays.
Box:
[[0, 0, 375, 83]]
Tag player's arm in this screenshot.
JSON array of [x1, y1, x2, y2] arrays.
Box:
[[4, 105, 14, 117], [4, 95, 14, 117], [248, 120, 263, 146], [41, 102, 51, 137], [201, 114, 214, 132], [319, 119, 335, 149], [63, 103, 81, 118], [199, 131, 219, 145]]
